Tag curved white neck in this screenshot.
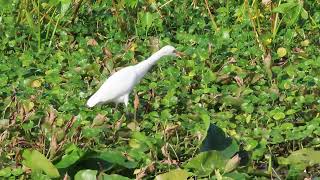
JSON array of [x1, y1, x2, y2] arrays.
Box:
[[145, 50, 164, 65], [133, 51, 166, 80]]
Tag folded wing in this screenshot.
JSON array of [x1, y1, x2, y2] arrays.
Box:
[[86, 66, 137, 107]]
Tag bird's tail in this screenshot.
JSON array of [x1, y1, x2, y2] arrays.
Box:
[[86, 94, 99, 107]]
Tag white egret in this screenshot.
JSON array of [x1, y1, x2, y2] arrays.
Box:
[[86, 45, 183, 108]]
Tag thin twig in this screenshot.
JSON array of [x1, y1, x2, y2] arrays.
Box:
[[244, 0, 265, 53], [204, 0, 218, 31], [159, 0, 174, 9], [272, 168, 282, 180], [168, 143, 180, 162], [272, 0, 282, 38]]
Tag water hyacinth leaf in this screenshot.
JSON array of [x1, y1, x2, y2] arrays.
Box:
[[278, 148, 320, 166], [0, 167, 11, 177], [278, 148, 320, 175], [222, 96, 244, 106], [184, 150, 227, 176], [280, 122, 294, 130], [87, 150, 138, 169], [82, 127, 102, 138], [273, 112, 286, 120], [155, 169, 193, 180], [224, 172, 249, 179], [244, 138, 258, 151], [30, 170, 51, 180], [74, 169, 97, 180], [22, 149, 60, 178], [241, 102, 254, 113], [221, 140, 240, 158], [55, 148, 86, 169], [102, 174, 133, 180], [200, 124, 239, 158]]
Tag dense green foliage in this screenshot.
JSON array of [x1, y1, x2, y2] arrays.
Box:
[[0, 0, 320, 179]]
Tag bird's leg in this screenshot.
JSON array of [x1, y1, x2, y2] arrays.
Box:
[[124, 94, 129, 117], [125, 106, 129, 116], [112, 103, 118, 114]]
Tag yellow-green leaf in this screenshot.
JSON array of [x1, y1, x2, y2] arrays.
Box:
[[22, 149, 60, 178], [277, 47, 287, 57], [155, 169, 192, 180], [75, 169, 97, 180]]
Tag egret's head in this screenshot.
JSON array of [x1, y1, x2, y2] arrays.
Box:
[[159, 45, 184, 58]]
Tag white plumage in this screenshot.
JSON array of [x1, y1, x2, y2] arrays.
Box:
[[86, 45, 183, 108]]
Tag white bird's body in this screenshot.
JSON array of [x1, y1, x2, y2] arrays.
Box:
[[86, 45, 182, 108]]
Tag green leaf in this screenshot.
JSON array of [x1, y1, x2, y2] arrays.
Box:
[[224, 172, 249, 179], [48, 0, 60, 6], [278, 148, 320, 171], [280, 122, 294, 130], [284, 5, 302, 26], [273, 3, 297, 14], [60, 0, 71, 15], [222, 96, 243, 106], [241, 102, 254, 113], [273, 2, 303, 26], [301, 8, 308, 19], [30, 170, 51, 180], [102, 174, 133, 180], [0, 75, 8, 87], [0, 0, 12, 10], [74, 169, 97, 180], [184, 150, 227, 176], [221, 140, 239, 158], [245, 138, 258, 151], [55, 147, 85, 169], [82, 127, 102, 138], [11, 167, 24, 176], [0, 167, 11, 177], [22, 149, 60, 178], [200, 124, 239, 158], [273, 112, 285, 120], [124, 0, 138, 8], [277, 47, 287, 57], [286, 109, 296, 115], [87, 150, 138, 169], [24, 10, 36, 35], [139, 12, 154, 32], [155, 169, 193, 180]]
